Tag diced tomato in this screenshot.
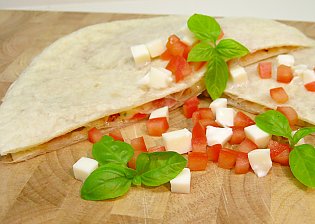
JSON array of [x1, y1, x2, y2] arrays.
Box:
[[166, 56, 192, 82], [276, 106, 298, 126], [218, 148, 238, 169], [160, 49, 172, 61], [189, 61, 206, 71], [187, 152, 208, 171], [127, 150, 142, 169], [130, 113, 148, 121], [207, 144, 222, 162], [107, 113, 120, 122], [198, 108, 215, 120], [88, 127, 103, 143], [147, 146, 166, 152], [270, 87, 289, 104], [272, 148, 289, 166], [304, 81, 315, 92], [268, 140, 291, 159], [192, 111, 201, 125], [218, 30, 224, 40], [108, 129, 124, 142], [130, 136, 147, 152], [166, 34, 190, 59], [192, 121, 207, 152], [229, 127, 246, 145], [146, 117, 169, 136], [199, 119, 220, 128], [257, 62, 272, 79], [234, 111, 255, 128], [152, 98, 177, 109], [234, 152, 250, 174], [277, 65, 293, 83], [183, 96, 199, 118], [238, 138, 258, 153]]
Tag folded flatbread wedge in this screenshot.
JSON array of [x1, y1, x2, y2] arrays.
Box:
[[0, 16, 314, 161]]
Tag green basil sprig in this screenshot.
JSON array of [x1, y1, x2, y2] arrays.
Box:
[[81, 136, 187, 200], [187, 14, 249, 100], [255, 110, 315, 188]]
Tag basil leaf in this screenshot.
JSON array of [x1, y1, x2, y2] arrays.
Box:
[[255, 110, 292, 140], [187, 14, 221, 42], [290, 144, 315, 188], [292, 127, 315, 146], [136, 152, 187, 186], [92, 136, 134, 166], [204, 54, 229, 100], [216, 39, 249, 60], [187, 42, 214, 62], [81, 164, 136, 200]]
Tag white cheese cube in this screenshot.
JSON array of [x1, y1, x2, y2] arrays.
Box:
[[229, 65, 248, 84], [302, 69, 315, 84], [146, 39, 165, 58], [73, 157, 98, 182], [209, 98, 227, 116], [248, 149, 272, 177], [292, 64, 308, 77], [206, 126, 233, 146], [148, 67, 173, 89], [292, 130, 305, 146], [130, 44, 151, 65], [170, 168, 191, 194], [276, 54, 295, 67], [149, 106, 169, 122], [244, 125, 271, 148], [178, 25, 197, 46], [215, 108, 235, 127], [162, 128, 192, 154]]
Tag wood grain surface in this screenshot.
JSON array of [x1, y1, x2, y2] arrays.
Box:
[[0, 10, 315, 224]]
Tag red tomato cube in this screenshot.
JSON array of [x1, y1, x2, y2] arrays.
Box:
[[127, 150, 142, 169], [234, 111, 255, 127], [199, 119, 220, 129], [146, 117, 169, 136], [166, 56, 192, 82], [304, 81, 315, 92], [218, 30, 224, 40], [198, 108, 215, 120], [277, 65, 293, 83], [188, 152, 208, 171], [130, 113, 148, 121], [238, 138, 258, 153], [147, 146, 166, 152], [130, 136, 147, 152], [276, 106, 298, 126], [192, 111, 201, 125], [166, 34, 189, 58], [183, 96, 199, 118], [218, 148, 238, 169], [257, 62, 272, 79], [272, 148, 289, 166], [234, 152, 250, 174], [229, 127, 246, 145], [268, 140, 291, 159], [192, 121, 207, 152], [270, 87, 289, 104], [160, 49, 172, 61], [109, 129, 124, 142], [207, 144, 222, 162], [88, 127, 103, 143]]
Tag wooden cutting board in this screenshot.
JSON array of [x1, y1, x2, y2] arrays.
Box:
[[0, 10, 314, 224]]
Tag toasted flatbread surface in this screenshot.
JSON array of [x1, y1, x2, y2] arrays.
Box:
[[0, 16, 314, 156]]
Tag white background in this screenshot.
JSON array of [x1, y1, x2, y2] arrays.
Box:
[[0, 0, 315, 22]]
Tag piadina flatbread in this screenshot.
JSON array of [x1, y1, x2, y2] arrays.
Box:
[[0, 16, 314, 161]]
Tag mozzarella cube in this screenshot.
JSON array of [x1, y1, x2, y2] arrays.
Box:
[[73, 157, 98, 182], [206, 126, 233, 146], [148, 67, 173, 89], [292, 64, 308, 77], [146, 39, 165, 58], [149, 106, 169, 121], [178, 25, 197, 46], [162, 128, 192, 154], [276, 54, 295, 67], [215, 108, 235, 127], [209, 98, 227, 116], [170, 168, 191, 194], [248, 149, 272, 177], [244, 125, 271, 148], [292, 130, 306, 146], [130, 44, 151, 65], [302, 69, 315, 84], [229, 65, 248, 84]]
